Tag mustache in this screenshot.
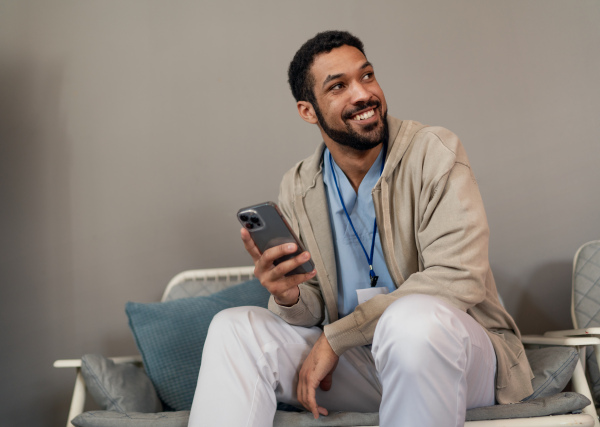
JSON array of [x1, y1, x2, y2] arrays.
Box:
[[342, 100, 381, 120]]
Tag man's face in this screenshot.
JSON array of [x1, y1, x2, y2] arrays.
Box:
[[309, 45, 388, 151]]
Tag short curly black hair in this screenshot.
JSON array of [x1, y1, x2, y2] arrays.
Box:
[[288, 31, 365, 105]]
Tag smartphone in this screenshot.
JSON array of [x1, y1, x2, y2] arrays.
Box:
[[237, 201, 315, 276]]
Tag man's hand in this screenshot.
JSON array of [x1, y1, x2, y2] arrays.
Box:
[[241, 228, 316, 306], [297, 333, 339, 419]]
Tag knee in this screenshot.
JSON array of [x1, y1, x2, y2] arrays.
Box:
[[208, 306, 273, 340], [376, 294, 456, 339], [373, 295, 466, 370], [207, 306, 272, 343]]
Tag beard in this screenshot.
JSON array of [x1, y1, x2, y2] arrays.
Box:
[[313, 100, 389, 151]]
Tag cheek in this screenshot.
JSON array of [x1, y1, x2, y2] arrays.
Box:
[[377, 91, 387, 111], [327, 100, 346, 118]]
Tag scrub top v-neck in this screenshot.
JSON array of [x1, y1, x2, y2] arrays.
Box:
[[322, 146, 395, 318]]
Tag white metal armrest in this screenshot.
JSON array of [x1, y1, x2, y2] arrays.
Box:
[[543, 328, 600, 338], [54, 355, 143, 369], [521, 335, 600, 346]]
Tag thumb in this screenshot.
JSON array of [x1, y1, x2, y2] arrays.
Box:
[[319, 371, 334, 391]]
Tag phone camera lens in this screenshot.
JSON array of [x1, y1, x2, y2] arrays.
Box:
[[250, 216, 259, 224], [245, 223, 254, 229], [239, 214, 248, 221]]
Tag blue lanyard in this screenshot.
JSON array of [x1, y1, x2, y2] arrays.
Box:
[[329, 144, 387, 287]]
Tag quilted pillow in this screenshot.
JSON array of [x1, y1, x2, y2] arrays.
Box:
[[81, 354, 162, 413], [523, 346, 579, 401], [126, 279, 269, 411]]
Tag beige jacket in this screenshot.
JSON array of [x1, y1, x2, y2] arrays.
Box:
[[268, 117, 534, 404]]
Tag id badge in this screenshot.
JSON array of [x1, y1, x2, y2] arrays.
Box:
[[357, 286, 389, 305]]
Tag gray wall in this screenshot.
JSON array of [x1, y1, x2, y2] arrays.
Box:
[[1, 1, 599, 425]]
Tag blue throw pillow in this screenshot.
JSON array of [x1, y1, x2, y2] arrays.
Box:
[[126, 279, 270, 411]]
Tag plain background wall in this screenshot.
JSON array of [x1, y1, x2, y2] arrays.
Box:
[[1, 0, 599, 425]]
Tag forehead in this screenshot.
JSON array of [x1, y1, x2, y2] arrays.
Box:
[[310, 45, 369, 87]]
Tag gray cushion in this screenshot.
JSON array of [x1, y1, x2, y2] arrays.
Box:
[[71, 410, 379, 427], [466, 392, 590, 421], [273, 411, 378, 426], [81, 354, 162, 413], [71, 411, 189, 427], [70, 392, 591, 427], [274, 393, 590, 425], [273, 393, 590, 425], [524, 346, 579, 400]]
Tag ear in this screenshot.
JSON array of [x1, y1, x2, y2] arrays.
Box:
[[296, 101, 319, 124]]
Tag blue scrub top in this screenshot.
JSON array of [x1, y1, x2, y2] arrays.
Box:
[[322, 146, 396, 318]]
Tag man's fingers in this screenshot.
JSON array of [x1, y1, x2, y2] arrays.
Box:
[[298, 364, 331, 418], [318, 406, 329, 417], [259, 243, 315, 282], [269, 265, 315, 289], [304, 387, 320, 419], [242, 230, 314, 280], [319, 371, 333, 391], [260, 242, 299, 265], [298, 364, 320, 418], [264, 249, 314, 279], [270, 269, 315, 304], [241, 233, 314, 305], [296, 334, 337, 420], [240, 228, 261, 262]]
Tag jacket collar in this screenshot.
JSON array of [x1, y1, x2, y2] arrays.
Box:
[[292, 116, 414, 322]]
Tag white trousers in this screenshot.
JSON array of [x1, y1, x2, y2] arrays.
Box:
[[188, 294, 496, 427]]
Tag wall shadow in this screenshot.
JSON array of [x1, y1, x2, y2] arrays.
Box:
[[0, 56, 73, 426]]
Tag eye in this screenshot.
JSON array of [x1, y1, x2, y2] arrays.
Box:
[[362, 72, 374, 81], [329, 82, 344, 91]]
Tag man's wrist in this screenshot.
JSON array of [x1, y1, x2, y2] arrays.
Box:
[[323, 313, 365, 356]]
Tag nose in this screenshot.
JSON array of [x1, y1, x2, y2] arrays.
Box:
[[348, 80, 371, 104]]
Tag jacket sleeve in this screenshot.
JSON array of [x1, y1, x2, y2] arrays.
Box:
[[267, 166, 326, 327], [324, 130, 491, 355]]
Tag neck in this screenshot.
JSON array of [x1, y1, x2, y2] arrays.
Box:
[[327, 143, 383, 193]]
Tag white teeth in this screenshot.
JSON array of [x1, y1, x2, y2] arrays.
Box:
[[354, 109, 375, 121]]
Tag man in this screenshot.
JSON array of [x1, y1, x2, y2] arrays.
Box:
[[189, 31, 533, 427]]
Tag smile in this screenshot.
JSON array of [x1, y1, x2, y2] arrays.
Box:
[[351, 109, 375, 121]]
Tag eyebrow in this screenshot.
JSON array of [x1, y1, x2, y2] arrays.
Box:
[[322, 73, 343, 89], [321, 61, 373, 90]]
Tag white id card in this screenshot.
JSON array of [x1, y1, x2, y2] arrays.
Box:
[[357, 286, 389, 305]]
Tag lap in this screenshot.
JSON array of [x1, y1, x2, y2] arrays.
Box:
[[210, 306, 382, 412], [212, 300, 495, 411]]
